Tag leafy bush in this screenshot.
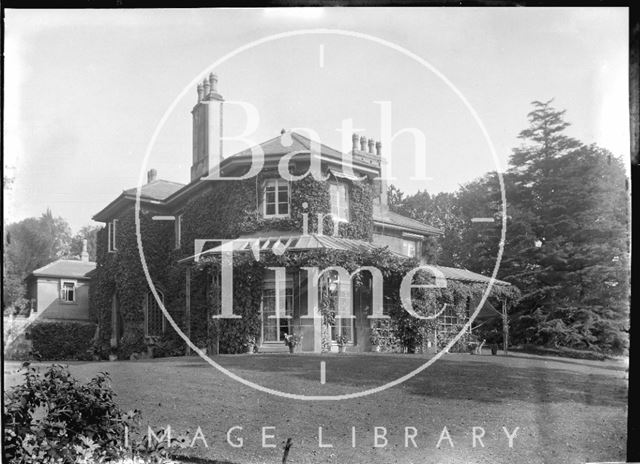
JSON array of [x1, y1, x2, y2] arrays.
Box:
[[152, 334, 185, 358], [3, 364, 188, 463], [3, 363, 135, 463], [29, 321, 96, 361]]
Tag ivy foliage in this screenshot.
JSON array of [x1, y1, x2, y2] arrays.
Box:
[[90, 167, 518, 356], [194, 247, 519, 353]]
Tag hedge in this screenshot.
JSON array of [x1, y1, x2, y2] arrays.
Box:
[[29, 320, 97, 361]]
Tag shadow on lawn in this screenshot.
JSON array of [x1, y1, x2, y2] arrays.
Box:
[[175, 354, 627, 408], [503, 352, 627, 372]]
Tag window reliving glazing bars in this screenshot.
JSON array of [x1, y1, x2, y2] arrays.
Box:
[[60, 280, 76, 303], [107, 219, 118, 252], [263, 179, 289, 217], [329, 182, 349, 221], [146, 290, 165, 336]]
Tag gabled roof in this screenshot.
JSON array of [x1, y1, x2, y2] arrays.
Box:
[[373, 206, 443, 236], [28, 259, 96, 280]]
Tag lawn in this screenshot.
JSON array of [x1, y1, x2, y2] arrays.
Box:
[[3, 351, 628, 464]]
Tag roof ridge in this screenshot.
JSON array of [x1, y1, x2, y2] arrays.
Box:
[[290, 131, 344, 157]]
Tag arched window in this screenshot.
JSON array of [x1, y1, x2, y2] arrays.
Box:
[[145, 290, 165, 337]]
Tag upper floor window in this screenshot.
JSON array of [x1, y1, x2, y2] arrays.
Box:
[[174, 214, 182, 249], [402, 239, 418, 258], [329, 183, 349, 222], [263, 179, 289, 218], [60, 280, 77, 303], [107, 219, 118, 252]]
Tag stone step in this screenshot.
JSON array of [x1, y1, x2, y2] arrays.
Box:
[[258, 343, 290, 353]]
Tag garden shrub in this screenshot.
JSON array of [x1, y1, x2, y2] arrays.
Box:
[[152, 333, 186, 358], [3, 364, 189, 463], [29, 321, 97, 361]]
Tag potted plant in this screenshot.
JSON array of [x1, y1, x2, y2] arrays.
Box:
[[283, 333, 302, 354], [245, 336, 257, 354], [145, 335, 160, 359], [336, 334, 349, 353], [369, 329, 382, 352]]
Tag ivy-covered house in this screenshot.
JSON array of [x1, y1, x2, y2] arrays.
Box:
[[90, 74, 518, 358]]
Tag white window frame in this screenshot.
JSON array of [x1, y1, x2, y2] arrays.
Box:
[[174, 214, 182, 250], [107, 219, 118, 252], [60, 280, 77, 303], [329, 182, 349, 222], [262, 179, 290, 218], [325, 270, 355, 344], [402, 239, 418, 258], [331, 317, 355, 344], [261, 275, 294, 343]]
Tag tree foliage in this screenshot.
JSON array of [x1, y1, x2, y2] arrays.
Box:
[[3, 210, 73, 308], [390, 99, 630, 353]]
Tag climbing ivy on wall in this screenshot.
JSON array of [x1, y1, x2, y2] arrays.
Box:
[[90, 169, 517, 357], [90, 171, 374, 357], [179, 170, 374, 258], [191, 247, 519, 354], [90, 208, 175, 358]]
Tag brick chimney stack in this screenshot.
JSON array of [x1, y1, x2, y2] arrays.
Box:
[[147, 169, 157, 184], [191, 74, 224, 181], [81, 239, 89, 262]]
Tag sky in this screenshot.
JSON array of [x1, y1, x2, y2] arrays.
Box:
[[3, 7, 630, 232]]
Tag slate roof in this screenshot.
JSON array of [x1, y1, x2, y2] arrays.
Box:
[[373, 207, 443, 236], [229, 131, 345, 161], [123, 179, 185, 201], [93, 132, 441, 241], [434, 265, 510, 286], [29, 259, 97, 280]]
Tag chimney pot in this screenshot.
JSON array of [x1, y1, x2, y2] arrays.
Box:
[[202, 79, 210, 99], [81, 239, 89, 262], [209, 73, 218, 93], [197, 83, 204, 102], [352, 133, 359, 151], [360, 136, 367, 152], [375, 141, 382, 156], [147, 169, 157, 184], [368, 138, 375, 154]]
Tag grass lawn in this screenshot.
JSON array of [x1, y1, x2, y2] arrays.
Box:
[[3, 351, 628, 464]]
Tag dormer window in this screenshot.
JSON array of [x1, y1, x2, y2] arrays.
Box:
[[107, 219, 118, 252], [329, 182, 349, 222], [263, 179, 289, 218]]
